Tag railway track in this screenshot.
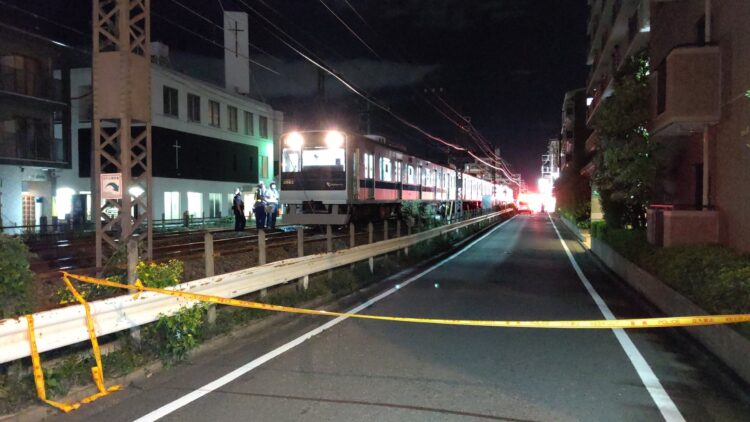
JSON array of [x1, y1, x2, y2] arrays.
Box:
[[27, 222, 391, 280]]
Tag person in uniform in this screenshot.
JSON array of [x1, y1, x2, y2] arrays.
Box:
[[264, 182, 280, 229], [232, 188, 246, 231], [253, 182, 267, 230]]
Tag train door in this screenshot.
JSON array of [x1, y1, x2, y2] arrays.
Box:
[[363, 151, 374, 200], [395, 160, 403, 200], [352, 149, 359, 200]]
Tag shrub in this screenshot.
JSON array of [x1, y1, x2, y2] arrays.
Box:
[[593, 223, 750, 318], [138, 259, 184, 288], [0, 234, 34, 317], [143, 304, 207, 364]]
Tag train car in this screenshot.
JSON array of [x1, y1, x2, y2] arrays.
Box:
[[280, 130, 511, 225]]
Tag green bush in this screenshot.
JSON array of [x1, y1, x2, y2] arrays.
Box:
[[0, 234, 34, 317], [144, 304, 207, 364], [593, 223, 750, 318], [137, 259, 184, 288]]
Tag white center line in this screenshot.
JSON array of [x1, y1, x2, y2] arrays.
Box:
[[549, 214, 685, 422], [134, 216, 517, 422]]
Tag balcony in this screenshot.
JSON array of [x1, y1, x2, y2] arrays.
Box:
[[0, 64, 64, 104], [0, 120, 67, 166], [650, 45, 721, 137], [647, 205, 719, 247], [585, 130, 599, 153]]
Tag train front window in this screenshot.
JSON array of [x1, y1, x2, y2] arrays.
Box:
[[282, 149, 302, 172], [301, 147, 345, 171]]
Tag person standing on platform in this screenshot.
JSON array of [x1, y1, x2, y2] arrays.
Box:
[[264, 181, 280, 229], [232, 188, 246, 231], [253, 182, 267, 230]]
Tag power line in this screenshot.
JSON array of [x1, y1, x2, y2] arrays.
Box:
[[316, 0, 381, 59], [168, 0, 282, 63], [152, 11, 280, 75]]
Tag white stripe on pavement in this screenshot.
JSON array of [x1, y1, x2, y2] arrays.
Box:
[[549, 214, 685, 422], [134, 216, 517, 422]]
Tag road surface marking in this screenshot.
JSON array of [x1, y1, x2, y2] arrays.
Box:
[[133, 217, 516, 422], [549, 214, 685, 422]]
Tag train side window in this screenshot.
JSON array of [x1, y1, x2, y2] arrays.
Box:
[[407, 165, 415, 184], [394, 161, 402, 183], [363, 153, 374, 178], [380, 157, 392, 182]]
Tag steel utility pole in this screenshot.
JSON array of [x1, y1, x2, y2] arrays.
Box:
[[92, 0, 153, 268]]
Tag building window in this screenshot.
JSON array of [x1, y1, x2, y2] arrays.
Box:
[[243, 111, 254, 136], [208, 193, 222, 218], [261, 155, 269, 178], [163, 86, 178, 117], [228, 106, 238, 132], [164, 191, 180, 220], [187, 93, 200, 122], [259, 115, 268, 138], [0, 55, 45, 98], [187, 191, 203, 218], [209, 100, 221, 127]]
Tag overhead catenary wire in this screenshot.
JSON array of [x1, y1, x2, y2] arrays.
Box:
[[168, 0, 282, 63], [152, 11, 280, 75], [315, 0, 382, 60], [231, 1, 522, 184]]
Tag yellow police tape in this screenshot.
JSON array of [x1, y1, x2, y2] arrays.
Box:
[[25, 276, 121, 413], [63, 272, 750, 329]]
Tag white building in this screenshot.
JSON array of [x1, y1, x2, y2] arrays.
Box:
[[1, 12, 283, 228]]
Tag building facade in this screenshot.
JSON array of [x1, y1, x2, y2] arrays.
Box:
[[584, 0, 651, 220], [560, 88, 591, 173], [0, 12, 283, 230], [648, 0, 750, 252], [0, 24, 76, 228]]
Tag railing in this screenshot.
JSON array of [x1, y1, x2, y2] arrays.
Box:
[[0, 209, 513, 364], [0, 64, 64, 102]]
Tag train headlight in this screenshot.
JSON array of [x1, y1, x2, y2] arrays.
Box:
[[285, 132, 304, 150], [324, 130, 344, 149]]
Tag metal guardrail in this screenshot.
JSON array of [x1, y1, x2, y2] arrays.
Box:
[[0, 209, 512, 364]]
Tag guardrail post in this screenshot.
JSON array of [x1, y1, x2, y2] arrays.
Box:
[[405, 223, 411, 256], [127, 239, 141, 342], [297, 227, 308, 290], [161, 212, 165, 231], [204, 232, 217, 324], [326, 225, 334, 279], [384, 220, 389, 241], [259, 229, 267, 297], [349, 223, 355, 248], [368, 222, 374, 273]]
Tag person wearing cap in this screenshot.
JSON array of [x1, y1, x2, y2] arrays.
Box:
[[253, 182, 267, 229], [232, 188, 246, 231], [264, 181, 280, 229]]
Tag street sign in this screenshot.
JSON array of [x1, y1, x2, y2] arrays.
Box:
[[100, 173, 123, 200]]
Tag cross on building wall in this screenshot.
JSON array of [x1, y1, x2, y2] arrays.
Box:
[[172, 140, 182, 169], [228, 20, 244, 58]]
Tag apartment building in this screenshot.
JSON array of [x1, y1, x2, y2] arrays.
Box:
[[647, 0, 750, 252], [584, 0, 651, 220], [560, 88, 591, 173], [0, 24, 81, 229]]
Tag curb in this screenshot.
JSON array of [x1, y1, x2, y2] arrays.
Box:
[[587, 236, 750, 386]]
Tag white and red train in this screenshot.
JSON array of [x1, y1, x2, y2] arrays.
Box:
[[280, 130, 514, 225]]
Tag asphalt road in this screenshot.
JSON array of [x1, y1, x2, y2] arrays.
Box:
[[58, 214, 750, 421]]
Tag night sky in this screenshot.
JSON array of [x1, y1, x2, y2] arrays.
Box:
[[2, 0, 590, 183]]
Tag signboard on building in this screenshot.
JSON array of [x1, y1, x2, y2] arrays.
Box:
[[101, 173, 123, 200]]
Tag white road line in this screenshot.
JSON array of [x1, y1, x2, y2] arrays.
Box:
[[134, 216, 517, 422], [548, 214, 685, 422]]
